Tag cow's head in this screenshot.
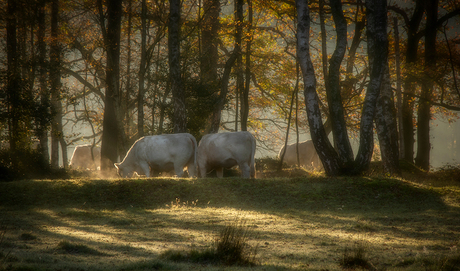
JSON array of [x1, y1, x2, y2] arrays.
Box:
[[114, 162, 130, 178]]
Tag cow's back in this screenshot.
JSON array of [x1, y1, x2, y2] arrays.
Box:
[[198, 131, 256, 177], [69, 145, 101, 169]]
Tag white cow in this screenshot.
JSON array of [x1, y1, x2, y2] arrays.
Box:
[[197, 131, 256, 178], [114, 133, 197, 178], [69, 144, 101, 170], [278, 140, 323, 170]]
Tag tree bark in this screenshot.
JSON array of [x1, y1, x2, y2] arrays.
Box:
[[37, 0, 50, 163], [241, 0, 252, 132], [50, 0, 66, 168], [169, 0, 187, 133], [327, 0, 354, 168], [375, 63, 401, 176], [296, 0, 341, 176], [394, 17, 404, 159], [415, 0, 438, 170], [235, 0, 244, 131], [100, 0, 123, 171], [138, 0, 147, 138], [354, 0, 389, 173], [7, 0, 21, 152], [401, 0, 424, 163], [200, 0, 220, 84]]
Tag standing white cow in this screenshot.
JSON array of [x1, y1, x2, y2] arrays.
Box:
[[197, 131, 256, 178], [278, 140, 323, 170], [114, 133, 197, 178], [69, 144, 101, 170]]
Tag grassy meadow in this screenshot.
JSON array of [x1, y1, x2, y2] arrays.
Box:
[[1, 165, 460, 270]]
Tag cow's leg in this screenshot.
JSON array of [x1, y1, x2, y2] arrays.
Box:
[[139, 161, 151, 177], [216, 167, 224, 178], [250, 163, 256, 178], [186, 160, 196, 177], [239, 163, 251, 178], [198, 162, 207, 178], [174, 164, 185, 177]]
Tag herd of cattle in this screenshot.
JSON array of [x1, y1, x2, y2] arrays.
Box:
[[69, 131, 322, 178]]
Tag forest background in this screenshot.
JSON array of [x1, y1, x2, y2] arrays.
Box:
[[1, 0, 459, 177]]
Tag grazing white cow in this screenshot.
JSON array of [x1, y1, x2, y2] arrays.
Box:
[[278, 140, 323, 170], [114, 133, 197, 178], [69, 144, 101, 170], [197, 131, 256, 178]]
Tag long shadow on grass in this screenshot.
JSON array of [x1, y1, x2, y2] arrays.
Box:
[[2, 177, 459, 270]]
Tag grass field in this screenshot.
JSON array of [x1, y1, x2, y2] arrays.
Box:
[[1, 166, 460, 270]]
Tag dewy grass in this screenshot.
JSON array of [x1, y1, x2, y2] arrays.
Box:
[[1, 166, 460, 270]]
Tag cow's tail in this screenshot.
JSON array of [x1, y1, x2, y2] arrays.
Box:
[[250, 134, 256, 178]]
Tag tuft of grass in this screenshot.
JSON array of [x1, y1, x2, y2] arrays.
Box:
[[57, 241, 105, 256], [166, 198, 199, 209], [161, 219, 258, 266], [339, 239, 375, 270], [213, 220, 258, 266]]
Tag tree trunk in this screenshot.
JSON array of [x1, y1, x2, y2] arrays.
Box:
[[169, 0, 187, 133], [207, 0, 240, 133], [394, 17, 404, 159], [7, 0, 22, 153], [37, 0, 50, 163], [375, 63, 401, 176], [235, 0, 244, 131], [50, 0, 64, 168], [296, 0, 341, 176], [200, 0, 220, 84], [326, 0, 354, 168], [101, 0, 123, 171], [415, 0, 438, 171], [138, 0, 147, 138], [401, 0, 424, 163], [354, 0, 389, 173], [241, 0, 252, 132]]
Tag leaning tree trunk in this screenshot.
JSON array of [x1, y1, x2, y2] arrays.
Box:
[[169, 0, 187, 133], [296, 0, 341, 176], [353, 0, 389, 173], [326, 0, 354, 169]]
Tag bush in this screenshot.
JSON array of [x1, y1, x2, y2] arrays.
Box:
[[0, 148, 68, 181]]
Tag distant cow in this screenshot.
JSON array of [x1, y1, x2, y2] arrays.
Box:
[[197, 131, 256, 178], [69, 144, 101, 170], [114, 133, 197, 178], [278, 140, 323, 170]]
